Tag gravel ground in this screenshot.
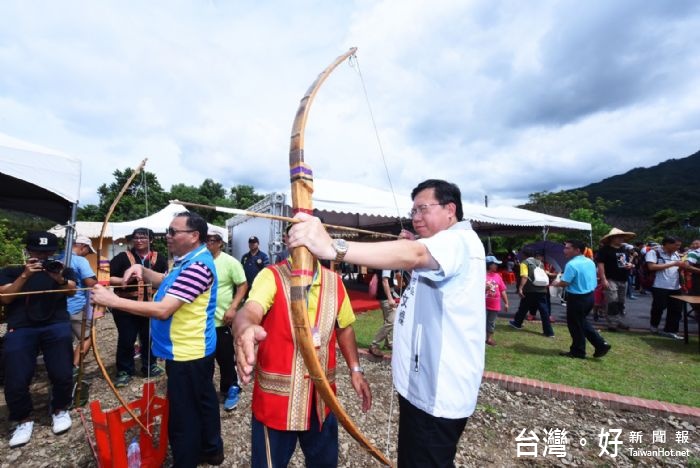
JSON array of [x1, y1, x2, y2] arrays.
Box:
[[0, 317, 697, 467]]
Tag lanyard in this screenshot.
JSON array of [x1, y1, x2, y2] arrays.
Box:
[[285, 259, 320, 316]]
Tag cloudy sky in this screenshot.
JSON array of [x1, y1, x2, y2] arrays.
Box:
[[1, 0, 699, 208]]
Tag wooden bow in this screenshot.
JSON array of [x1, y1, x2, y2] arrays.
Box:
[[288, 48, 391, 466], [83, 158, 151, 435]]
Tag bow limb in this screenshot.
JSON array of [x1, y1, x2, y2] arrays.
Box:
[[289, 48, 391, 466], [85, 158, 151, 435], [93, 157, 148, 317]]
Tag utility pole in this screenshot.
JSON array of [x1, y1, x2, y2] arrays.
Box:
[[485, 195, 492, 254]]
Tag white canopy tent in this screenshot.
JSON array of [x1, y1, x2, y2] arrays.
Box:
[[1, 133, 82, 263], [228, 179, 590, 260], [461, 204, 591, 232], [0, 132, 81, 223], [284, 179, 591, 234], [113, 203, 227, 239], [50, 203, 227, 240]]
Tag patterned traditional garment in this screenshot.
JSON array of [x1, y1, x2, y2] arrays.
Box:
[[250, 261, 354, 431]]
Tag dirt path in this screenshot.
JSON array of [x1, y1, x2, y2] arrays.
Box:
[[0, 318, 697, 466]]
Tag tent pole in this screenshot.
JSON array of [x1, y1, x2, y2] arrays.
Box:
[[63, 203, 78, 266]]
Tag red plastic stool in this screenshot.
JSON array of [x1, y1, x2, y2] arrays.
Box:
[[90, 382, 169, 467]]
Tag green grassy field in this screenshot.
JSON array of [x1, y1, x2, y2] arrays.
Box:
[[353, 310, 700, 408]]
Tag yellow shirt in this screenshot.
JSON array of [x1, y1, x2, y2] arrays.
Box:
[[247, 263, 356, 329], [519, 262, 529, 278]]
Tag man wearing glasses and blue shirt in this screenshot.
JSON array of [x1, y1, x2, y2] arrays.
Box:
[[92, 213, 224, 466], [281, 179, 486, 467]]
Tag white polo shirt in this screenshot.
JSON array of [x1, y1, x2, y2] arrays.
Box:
[[391, 221, 486, 419]]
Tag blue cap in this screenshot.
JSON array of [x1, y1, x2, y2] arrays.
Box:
[[485, 255, 502, 264]]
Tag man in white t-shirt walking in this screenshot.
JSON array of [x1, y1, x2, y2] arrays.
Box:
[[645, 236, 685, 339]]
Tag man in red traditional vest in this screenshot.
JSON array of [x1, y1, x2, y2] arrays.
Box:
[[234, 258, 371, 467]]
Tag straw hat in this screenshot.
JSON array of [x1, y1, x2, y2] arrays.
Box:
[[600, 227, 636, 244]]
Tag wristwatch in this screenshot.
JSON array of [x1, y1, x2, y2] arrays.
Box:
[[350, 365, 364, 374], [332, 238, 349, 262]]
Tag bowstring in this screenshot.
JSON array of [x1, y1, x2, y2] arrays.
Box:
[[348, 53, 405, 232], [348, 51, 402, 458]]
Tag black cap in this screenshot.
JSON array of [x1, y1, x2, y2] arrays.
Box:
[[25, 231, 59, 252], [249, 236, 259, 243]]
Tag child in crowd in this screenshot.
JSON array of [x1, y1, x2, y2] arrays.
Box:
[[485, 256, 509, 346]]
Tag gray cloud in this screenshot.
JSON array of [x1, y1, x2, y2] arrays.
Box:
[[1, 0, 699, 209], [506, 1, 700, 127]]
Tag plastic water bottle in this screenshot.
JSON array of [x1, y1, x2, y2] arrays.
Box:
[[127, 437, 141, 468]]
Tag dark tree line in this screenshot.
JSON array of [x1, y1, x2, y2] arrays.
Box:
[[77, 168, 264, 227], [0, 168, 265, 264]]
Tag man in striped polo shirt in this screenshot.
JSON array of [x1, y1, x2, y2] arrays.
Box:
[[92, 212, 224, 466]]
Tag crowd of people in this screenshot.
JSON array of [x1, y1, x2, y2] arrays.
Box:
[[484, 228, 698, 357], [1, 178, 487, 467], [2, 182, 697, 466], [0, 217, 268, 460]]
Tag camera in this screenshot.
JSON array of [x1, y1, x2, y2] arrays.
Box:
[[41, 259, 64, 273]]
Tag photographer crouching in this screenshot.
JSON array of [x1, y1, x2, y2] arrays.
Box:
[[0, 231, 77, 448]]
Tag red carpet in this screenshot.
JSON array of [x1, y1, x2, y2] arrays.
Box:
[[347, 289, 380, 313]]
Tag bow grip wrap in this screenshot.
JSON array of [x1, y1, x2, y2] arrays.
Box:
[[93, 257, 110, 319]]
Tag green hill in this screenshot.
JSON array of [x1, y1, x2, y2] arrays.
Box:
[[577, 149, 700, 218]]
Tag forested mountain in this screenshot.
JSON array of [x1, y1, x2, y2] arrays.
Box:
[[519, 149, 700, 242], [577, 149, 700, 218]]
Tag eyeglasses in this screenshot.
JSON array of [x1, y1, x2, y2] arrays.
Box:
[[132, 236, 150, 241], [166, 227, 196, 236], [408, 203, 444, 218], [206, 238, 221, 243]]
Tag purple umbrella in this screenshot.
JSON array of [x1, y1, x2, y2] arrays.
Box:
[[518, 240, 568, 273]]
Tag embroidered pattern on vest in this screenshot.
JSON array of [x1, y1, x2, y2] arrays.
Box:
[[270, 264, 339, 430], [314, 267, 339, 426], [257, 367, 336, 396]]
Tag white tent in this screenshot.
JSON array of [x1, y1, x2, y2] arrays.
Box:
[[50, 204, 227, 240], [461, 204, 591, 232], [285, 179, 591, 233], [308, 179, 412, 218], [0, 132, 81, 222], [229, 179, 590, 260], [113, 203, 227, 239]]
